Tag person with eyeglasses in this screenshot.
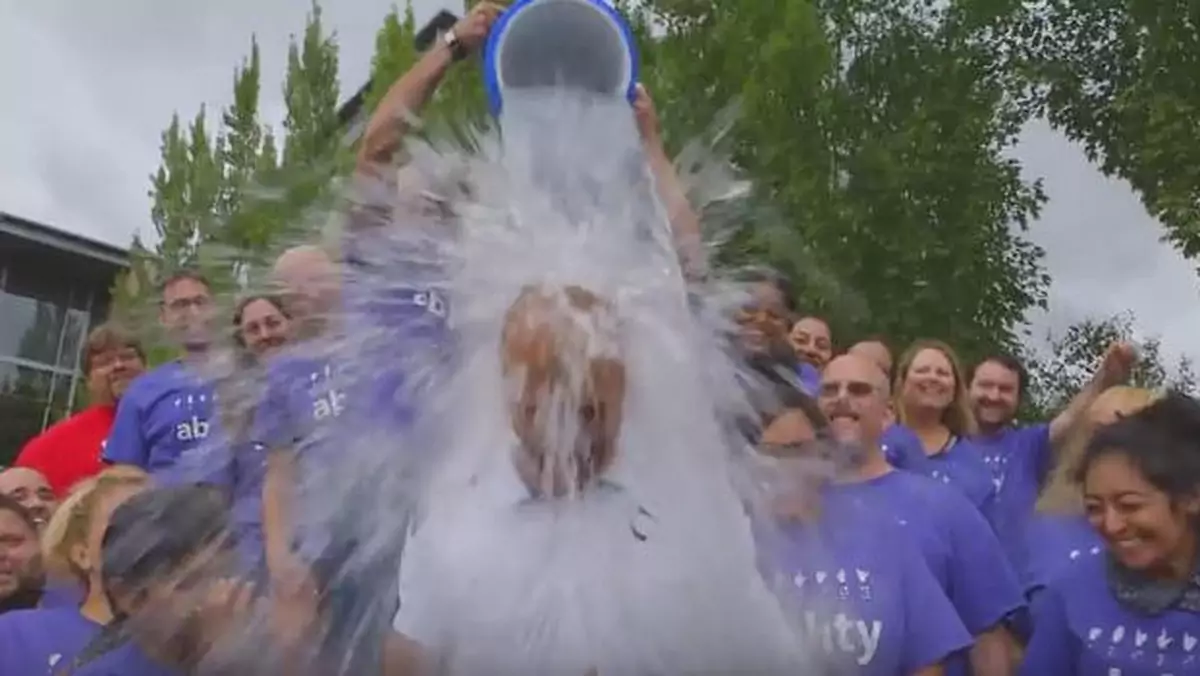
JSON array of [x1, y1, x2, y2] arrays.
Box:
[[103, 270, 222, 486], [16, 324, 147, 497], [752, 381, 972, 676], [814, 354, 1026, 676]]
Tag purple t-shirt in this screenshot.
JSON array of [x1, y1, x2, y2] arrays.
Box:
[[973, 424, 1054, 570], [881, 424, 999, 529], [768, 499, 972, 675], [829, 470, 1025, 675], [1018, 513, 1103, 600], [37, 581, 83, 609], [1021, 553, 1200, 675], [103, 361, 218, 483], [0, 607, 172, 675]]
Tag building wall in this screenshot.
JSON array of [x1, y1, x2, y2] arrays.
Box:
[[0, 229, 123, 465]]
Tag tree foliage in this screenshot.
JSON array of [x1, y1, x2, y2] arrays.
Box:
[[1028, 0, 1200, 261], [1026, 311, 1196, 417], [621, 0, 1049, 364]]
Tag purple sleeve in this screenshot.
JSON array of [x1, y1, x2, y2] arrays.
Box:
[[248, 372, 293, 453], [899, 539, 973, 673], [102, 385, 148, 468], [1018, 586, 1078, 676], [1023, 423, 1053, 486], [881, 425, 921, 469], [943, 491, 1026, 635]]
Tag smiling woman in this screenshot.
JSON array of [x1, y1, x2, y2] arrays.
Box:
[[1021, 393, 1200, 675]]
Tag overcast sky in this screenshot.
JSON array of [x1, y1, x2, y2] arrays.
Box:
[[1, 1, 1196, 364]]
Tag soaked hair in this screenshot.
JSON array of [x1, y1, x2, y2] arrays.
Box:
[[41, 467, 149, 587], [741, 268, 797, 315], [1037, 386, 1160, 514], [1078, 392, 1200, 505], [894, 339, 978, 437], [81, 324, 145, 375]]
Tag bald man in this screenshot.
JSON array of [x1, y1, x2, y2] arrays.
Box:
[[0, 467, 57, 529], [817, 354, 1024, 675], [272, 244, 341, 337], [500, 285, 626, 498]]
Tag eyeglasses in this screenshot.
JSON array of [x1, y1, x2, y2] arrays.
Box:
[[817, 380, 876, 398]]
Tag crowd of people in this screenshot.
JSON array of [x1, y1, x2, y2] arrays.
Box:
[[1, 3, 1199, 675]]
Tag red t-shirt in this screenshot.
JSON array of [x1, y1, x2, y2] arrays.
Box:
[[15, 404, 116, 496]]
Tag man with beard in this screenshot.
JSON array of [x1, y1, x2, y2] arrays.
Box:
[[0, 496, 45, 613], [16, 324, 146, 496], [967, 345, 1135, 572], [817, 354, 1024, 676]]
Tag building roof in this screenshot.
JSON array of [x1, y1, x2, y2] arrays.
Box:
[[0, 211, 128, 268]]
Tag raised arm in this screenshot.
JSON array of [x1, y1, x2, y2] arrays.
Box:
[[1047, 341, 1135, 447], [633, 84, 707, 283], [356, 3, 504, 174]]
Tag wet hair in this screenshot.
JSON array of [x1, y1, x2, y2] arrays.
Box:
[[41, 467, 150, 586], [62, 485, 231, 674], [1077, 392, 1200, 504], [81, 324, 145, 375], [970, 353, 1028, 397], [0, 494, 37, 536], [894, 339, 979, 437], [158, 268, 212, 299]]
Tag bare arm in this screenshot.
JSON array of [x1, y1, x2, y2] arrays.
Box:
[[356, 2, 505, 174], [1047, 341, 1135, 447], [382, 632, 432, 676], [968, 626, 1018, 676], [633, 84, 707, 283], [262, 450, 297, 576]]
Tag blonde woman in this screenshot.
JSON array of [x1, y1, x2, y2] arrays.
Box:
[[0, 467, 149, 673], [1017, 386, 1160, 602], [883, 339, 998, 526]]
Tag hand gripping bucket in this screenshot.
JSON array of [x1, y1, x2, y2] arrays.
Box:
[[483, 0, 639, 116]]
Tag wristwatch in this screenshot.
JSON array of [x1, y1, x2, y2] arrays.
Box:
[[443, 28, 469, 62]]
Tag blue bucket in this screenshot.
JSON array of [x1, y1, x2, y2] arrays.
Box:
[[483, 0, 639, 116]]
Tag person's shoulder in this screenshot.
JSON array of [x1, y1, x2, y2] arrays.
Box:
[[886, 469, 983, 516], [123, 363, 180, 399], [0, 606, 73, 631], [1043, 549, 1107, 597]]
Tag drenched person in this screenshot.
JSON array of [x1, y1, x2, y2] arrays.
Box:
[[0, 496, 44, 613], [56, 485, 247, 675], [389, 284, 804, 674], [0, 467, 57, 531], [1021, 393, 1200, 675], [16, 324, 146, 496], [817, 354, 1024, 676], [734, 271, 820, 396], [789, 315, 833, 369], [218, 294, 292, 572], [967, 345, 1134, 568], [104, 270, 220, 482], [0, 467, 149, 672], [754, 383, 972, 676]]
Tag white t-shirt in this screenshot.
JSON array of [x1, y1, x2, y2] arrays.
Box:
[[394, 473, 804, 675]]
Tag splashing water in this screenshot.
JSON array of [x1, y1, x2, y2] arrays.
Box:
[[147, 88, 839, 675]]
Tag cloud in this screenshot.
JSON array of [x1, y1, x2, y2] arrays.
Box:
[[1, 1, 1195, 362]]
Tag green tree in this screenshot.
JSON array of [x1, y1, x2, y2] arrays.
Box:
[[622, 0, 1048, 363], [132, 2, 347, 349], [1026, 311, 1196, 416], [364, 2, 488, 147], [1029, 0, 1200, 261]]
